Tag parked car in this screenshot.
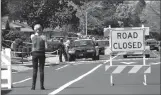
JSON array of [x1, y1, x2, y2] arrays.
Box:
[[145, 39, 159, 51], [96, 40, 109, 55], [121, 39, 161, 58], [68, 39, 99, 61], [123, 50, 150, 58]]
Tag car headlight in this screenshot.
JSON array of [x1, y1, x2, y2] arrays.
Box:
[[68, 50, 75, 53], [87, 49, 94, 52]]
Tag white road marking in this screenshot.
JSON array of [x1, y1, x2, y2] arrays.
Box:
[[49, 55, 117, 95], [13, 78, 32, 85], [151, 62, 161, 65], [73, 62, 84, 65], [120, 62, 136, 65], [113, 58, 141, 61], [113, 57, 159, 61], [103, 54, 119, 64], [48, 64, 102, 95], [55, 64, 69, 70]]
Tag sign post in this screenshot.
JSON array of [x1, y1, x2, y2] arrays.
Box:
[[141, 24, 147, 85], [108, 25, 114, 86]]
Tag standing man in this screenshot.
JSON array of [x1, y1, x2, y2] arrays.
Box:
[[11, 40, 17, 57], [58, 38, 68, 62], [30, 24, 47, 90], [64, 38, 70, 53]]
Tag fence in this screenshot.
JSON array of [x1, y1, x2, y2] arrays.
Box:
[[12, 49, 60, 64]]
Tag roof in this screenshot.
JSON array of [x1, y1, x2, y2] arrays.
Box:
[[10, 23, 22, 28], [20, 27, 34, 32]]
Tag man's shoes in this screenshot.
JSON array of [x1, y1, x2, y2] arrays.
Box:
[[31, 87, 35, 90], [41, 87, 45, 90]]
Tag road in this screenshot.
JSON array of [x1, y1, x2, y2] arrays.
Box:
[[1, 51, 160, 95]]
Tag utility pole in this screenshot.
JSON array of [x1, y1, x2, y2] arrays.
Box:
[[86, 11, 87, 36], [85, 0, 88, 37]]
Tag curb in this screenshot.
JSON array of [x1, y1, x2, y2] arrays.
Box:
[[11, 61, 60, 67]]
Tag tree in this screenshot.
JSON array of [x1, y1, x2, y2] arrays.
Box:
[[114, 0, 146, 27], [140, 1, 160, 40], [5, 30, 24, 41], [1, 0, 9, 16], [7, 0, 79, 30]]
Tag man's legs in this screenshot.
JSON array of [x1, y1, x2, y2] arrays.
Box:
[[63, 49, 68, 61], [39, 56, 45, 90], [59, 50, 63, 62], [31, 56, 38, 90]]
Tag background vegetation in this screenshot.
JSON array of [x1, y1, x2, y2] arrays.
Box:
[[1, 0, 160, 40]]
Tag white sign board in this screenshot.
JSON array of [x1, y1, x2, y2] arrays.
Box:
[[104, 27, 149, 37], [111, 29, 144, 51]]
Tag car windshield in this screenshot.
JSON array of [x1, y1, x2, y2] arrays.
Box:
[[97, 41, 109, 46], [146, 39, 158, 46], [72, 40, 94, 47]]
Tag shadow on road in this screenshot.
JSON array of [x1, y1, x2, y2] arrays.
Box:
[[1, 90, 12, 95], [12, 86, 31, 89]]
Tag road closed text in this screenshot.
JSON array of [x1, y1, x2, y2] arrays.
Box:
[[113, 42, 142, 49], [111, 29, 144, 51]]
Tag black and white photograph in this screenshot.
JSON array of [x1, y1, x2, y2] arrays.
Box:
[[1, 0, 160, 95]]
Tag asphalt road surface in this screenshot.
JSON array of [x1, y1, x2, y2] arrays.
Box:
[[2, 51, 160, 95]]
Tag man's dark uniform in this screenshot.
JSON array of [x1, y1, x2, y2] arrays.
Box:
[[58, 39, 68, 62]]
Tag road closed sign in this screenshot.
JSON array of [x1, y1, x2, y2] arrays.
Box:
[[111, 29, 144, 51]]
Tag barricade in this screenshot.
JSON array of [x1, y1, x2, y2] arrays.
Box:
[[104, 25, 152, 86], [105, 64, 151, 86], [1, 48, 12, 89]]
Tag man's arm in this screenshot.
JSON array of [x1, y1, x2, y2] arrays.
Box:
[[30, 34, 35, 41], [11, 43, 14, 51], [45, 41, 48, 49]]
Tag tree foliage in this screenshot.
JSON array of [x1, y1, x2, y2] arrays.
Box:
[[140, 1, 160, 40], [4, 30, 27, 41], [7, 0, 79, 30], [2, 0, 160, 39], [1, 0, 9, 16]]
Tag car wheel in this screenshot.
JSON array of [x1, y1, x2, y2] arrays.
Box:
[[145, 54, 150, 58], [92, 54, 97, 60], [123, 55, 127, 58], [92, 56, 96, 60], [69, 55, 75, 61]]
